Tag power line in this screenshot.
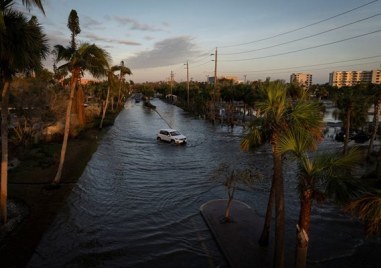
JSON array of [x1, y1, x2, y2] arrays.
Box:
[[220, 12, 381, 56], [221, 55, 381, 74], [219, 0, 378, 48], [221, 29, 381, 62]]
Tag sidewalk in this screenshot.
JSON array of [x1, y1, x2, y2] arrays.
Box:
[[200, 199, 273, 268]]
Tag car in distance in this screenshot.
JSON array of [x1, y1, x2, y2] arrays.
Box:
[[157, 128, 187, 144]]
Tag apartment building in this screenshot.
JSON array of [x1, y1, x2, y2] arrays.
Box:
[[290, 73, 312, 89], [329, 69, 381, 87]]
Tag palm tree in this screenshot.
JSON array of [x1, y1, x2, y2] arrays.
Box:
[[278, 130, 363, 268], [0, 7, 48, 223], [0, 0, 45, 30], [67, 9, 80, 50], [52, 42, 110, 185], [334, 85, 369, 154], [116, 61, 132, 107], [99, 64, 126, 129], [241, 81, 323, 268], [65, 9, 88, 127]]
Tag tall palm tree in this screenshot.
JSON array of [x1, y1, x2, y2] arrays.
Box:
[[278, 130, 362, 268], [67, 9, 80, 50], [116, 61, 132, 107], [52, 43, 110, 185], [0, 8, 48, 223], [241, 81, 323, 268], [65, 9, 88, 127], [99, 65, 119, 129]]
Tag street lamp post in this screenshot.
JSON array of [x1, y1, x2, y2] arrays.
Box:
[[185, 61, 189, 106]]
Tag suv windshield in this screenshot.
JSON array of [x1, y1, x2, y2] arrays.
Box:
[[170, 131, 181, 136]]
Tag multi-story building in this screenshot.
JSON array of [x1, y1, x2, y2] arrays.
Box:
[[329, 69, 381, 87], [290, 73, 312, 89]]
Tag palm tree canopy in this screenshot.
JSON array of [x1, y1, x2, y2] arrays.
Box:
[[67, 9, 80, 49], [1, 10, 49, 78], [111, 64, 132, 76], [241, 81, 324, 152], [278, 128, 364, 204], [53, 42, 110, 78]]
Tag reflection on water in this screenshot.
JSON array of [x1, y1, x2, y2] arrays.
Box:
[[28, 99, 380, 268]]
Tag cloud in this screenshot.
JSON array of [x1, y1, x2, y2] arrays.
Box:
[[114, 16, 163, 32], [83, 33, 141, 46], [126, 36, 201, 69], [82, 15, 103, 29]]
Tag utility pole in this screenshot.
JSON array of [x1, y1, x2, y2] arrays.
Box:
[[214, 47, 218, 99], [211, 47, 218, 123], [170, 70, 174, 96], [185, 61, 189, 106]]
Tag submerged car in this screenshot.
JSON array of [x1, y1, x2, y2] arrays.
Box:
[[157, 128, 187, 144]]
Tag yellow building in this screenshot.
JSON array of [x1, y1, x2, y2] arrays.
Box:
[[329, 69, 381, 88]]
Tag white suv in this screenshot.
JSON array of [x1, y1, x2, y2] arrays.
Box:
[[157, 128, 187, 144]]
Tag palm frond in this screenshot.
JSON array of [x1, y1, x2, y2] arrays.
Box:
[[1, 9, 49, 76], [241, 121, 264, 151], [22, 0, 45, 14], [345, 194, 381, 236], [77, 43, 110, 78], [52, 44, 74, 63]]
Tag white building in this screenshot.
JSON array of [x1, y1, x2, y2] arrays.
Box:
[[290, 73, 312, 89], [329, 69, 381, 88]]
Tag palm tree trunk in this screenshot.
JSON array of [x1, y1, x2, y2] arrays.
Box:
[[52, 71, 78, 184], [76, 83, 86, 126], [99, 85, 110, 129], [1, 81, 10, 224], [295, 189, 313, 268], [258, 175, 275, 246], [118, 79, 122, 108], [368, 99, 380, 157], [273, 147, 285, 268], [344, 106, 351, 155], [376, 143, 381, 179]]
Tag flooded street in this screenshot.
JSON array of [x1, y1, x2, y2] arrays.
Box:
[[28, 99, 380, 267]]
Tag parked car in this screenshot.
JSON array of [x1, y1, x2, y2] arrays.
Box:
[[157, 128, 187, 144], [353, 131, 370, 143]]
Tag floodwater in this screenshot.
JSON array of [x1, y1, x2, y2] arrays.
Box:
[[28, 99, 380, 268]]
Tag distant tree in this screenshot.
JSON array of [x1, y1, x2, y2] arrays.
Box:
[[116, 61, 132, 107], [334, 85, 370, 154]]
